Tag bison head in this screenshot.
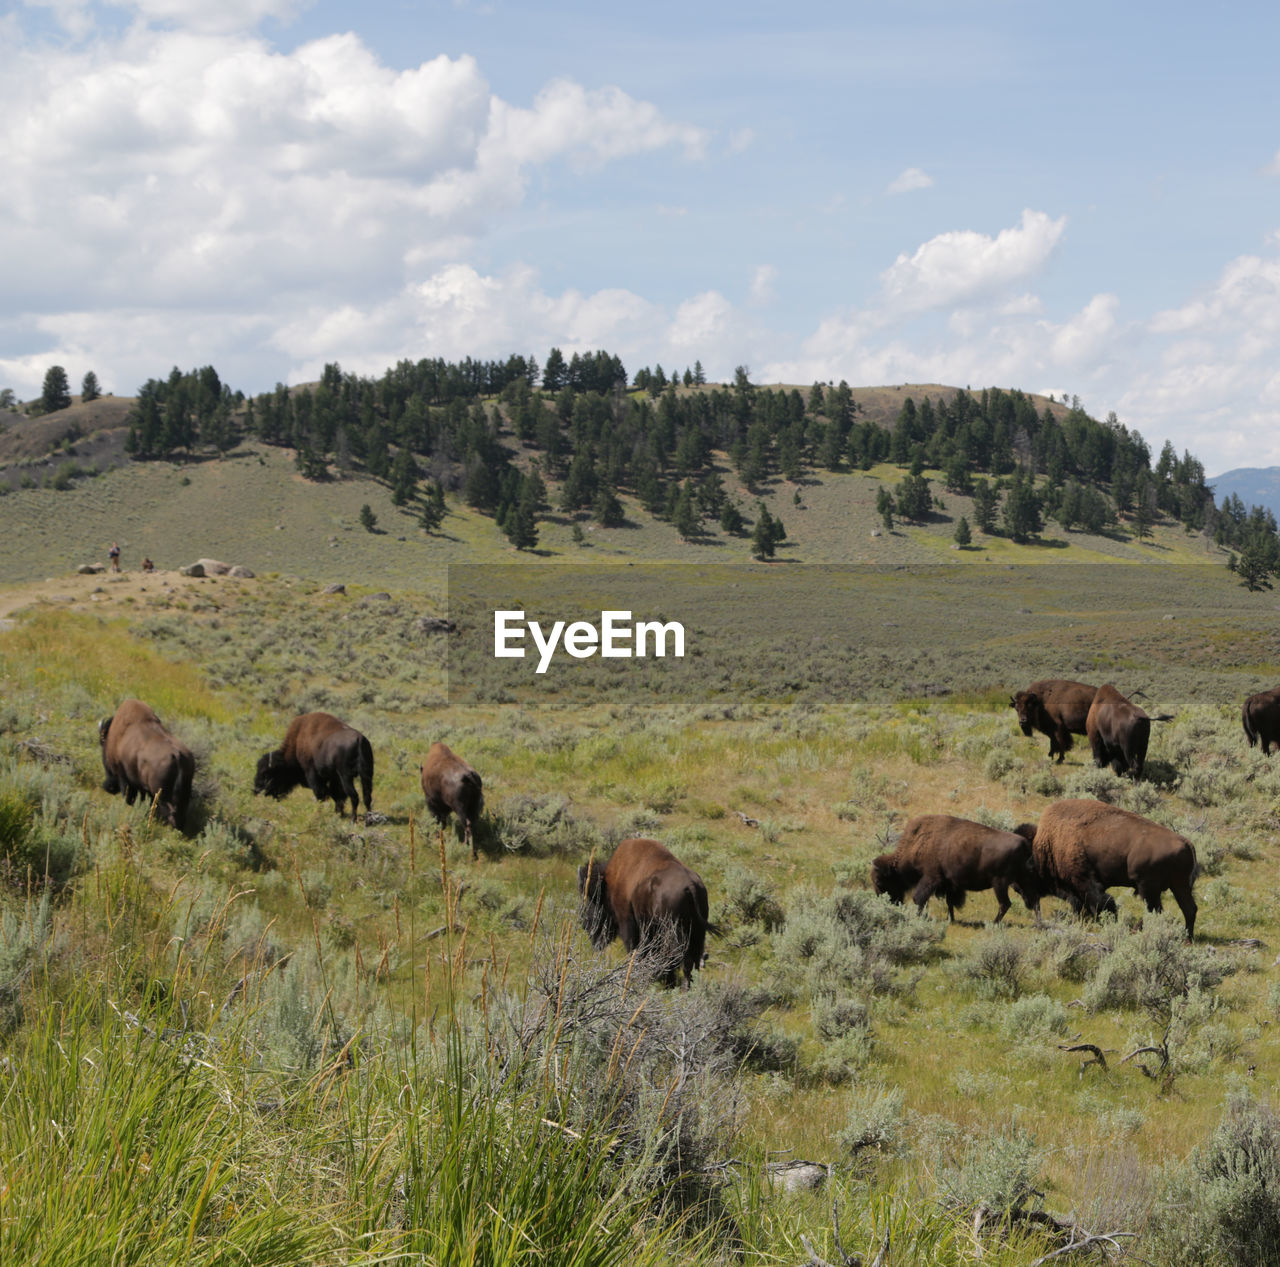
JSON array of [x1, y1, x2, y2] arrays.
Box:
[[870, 854, 907, 904], [577, 858, 617, 949], [1011, 691, 1040, 738], [254, 750, 303, 800]]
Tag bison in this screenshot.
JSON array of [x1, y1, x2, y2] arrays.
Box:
[[1242, 687, 1280, 754], [1022, 798, 1197, 938], [871, 814, 1038, 924], [578, 838, 714, 988], [1085, 683, 1172, 778], [98, 698, 195, 830], [254, 712, 373, 823], [420, 742, 483, 859], [1010, 679, 1097, 763]]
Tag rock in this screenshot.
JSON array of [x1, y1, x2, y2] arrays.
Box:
[[78, 563, 106, 574], [362, 592, 391, 604], [194, 558, 233, 575], [322, 583, 347, 595], [765, 1161, 829, 1193], [180, 563, 206, 577], [228, 566, 255, 578]]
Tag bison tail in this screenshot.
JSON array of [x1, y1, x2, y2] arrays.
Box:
[[1243, 706, 1258, 746], [1151, 713, 1176, 723], [357, 736, 374, 812], [171, 757, 194, 833]]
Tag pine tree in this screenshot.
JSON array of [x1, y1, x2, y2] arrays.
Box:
[[359, 504, 378, 532], [40, 365, 71, 414], [954, 516, 972, 548], [971, 479, 999, 533], [80, 370, 101, 403], [673, 485, 699, 540], [876, 485, 895, 531]]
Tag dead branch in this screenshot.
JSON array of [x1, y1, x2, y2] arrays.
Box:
[[1026, 1230, 1137, 1264], [1057, 1042, 1111, 1074], [733, 810, 761, 828], [794, 1207, 888, 1267]]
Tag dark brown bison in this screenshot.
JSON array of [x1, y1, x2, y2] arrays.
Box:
[[421, 742, 483, 859], [254, 712, 373, 822], [1010, 679, 1097, 763], [578, 838, 714, 988], [99, 698, 195, 830], [1022, 798, 1197, 938], [871, 814, 1038, 924], [1242, 687, 1280, 754], [1085, 683, 1173, 778]]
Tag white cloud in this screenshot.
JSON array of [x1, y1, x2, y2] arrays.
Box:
[[749, 265, 777, 306], [880, 209, 1066, 315], [886, 166, 933, 195], [1, 19, 708, 377]]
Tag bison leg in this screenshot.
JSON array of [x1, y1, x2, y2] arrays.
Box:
[[1089, 735, 1108, 769], [911, 877, 940, 918], [1170, 882, 1198, 940], [992, 880, 1011, 924]]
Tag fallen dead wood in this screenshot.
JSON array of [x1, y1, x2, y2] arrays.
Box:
[[1057, 1042, 1111, 1074]]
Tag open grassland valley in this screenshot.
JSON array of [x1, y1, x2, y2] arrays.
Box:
[[6, 564, 1280, 1265]]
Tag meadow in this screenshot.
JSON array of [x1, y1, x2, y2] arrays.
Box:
[[3, 544, 1280, 1262]]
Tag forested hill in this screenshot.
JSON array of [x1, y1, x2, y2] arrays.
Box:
[[6, 351, 1280, 582]]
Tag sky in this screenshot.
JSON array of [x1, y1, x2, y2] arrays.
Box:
[[5, 0, 1280, 475]]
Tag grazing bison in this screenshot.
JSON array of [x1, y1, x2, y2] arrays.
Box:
[[254, 712, 373, 823], [420, 742, 483, 859], [578, 838, 714, 988], [1010, 679, 1097, 763], [98, 698, 195, 831], [871, 814, 1038, 924], [1242, 687, 1280, 754], [1085, 683, 1172, 778], [1022, 798, 1197, 938]]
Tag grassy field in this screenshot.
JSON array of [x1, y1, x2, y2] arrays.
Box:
[[2, 532, 1280, 1263]]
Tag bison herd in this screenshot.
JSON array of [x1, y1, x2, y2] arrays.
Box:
[[93, 673, 1276, 986]]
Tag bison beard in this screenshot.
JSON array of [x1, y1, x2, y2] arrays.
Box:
[[870, 814, 1038, 924], [420, 742, 483, 859], [99, 698, 195, 831], [254, 712, 373, 823], [577, 838, 714, 988]]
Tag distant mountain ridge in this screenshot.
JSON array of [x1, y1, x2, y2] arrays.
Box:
[[1209, 467, 1280, 519]]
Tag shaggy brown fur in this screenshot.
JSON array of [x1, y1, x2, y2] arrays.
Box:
[[577, 838, 714, 988], [254, 711, 373, 823], [1010, 679, 1097, 763], [1086, 684, 1171, 778], [420, 742, 483, 859], [1242, 687, 1280, 755], [870, 814, 1037, 924], [99, 698, 195, 831], [1023, 798, 1197, 938]]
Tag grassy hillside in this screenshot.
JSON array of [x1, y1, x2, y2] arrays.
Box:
[[0, 432, 1225, 588], [2, 548, 1280, 1262]]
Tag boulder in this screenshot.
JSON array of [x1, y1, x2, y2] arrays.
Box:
[[194, 558, 233, 575], [78, 563, 106, 574], [322, 583, 347, 595], [765, 1160, 829, 1193], [180, 563, 206, 578], [228, 566, 255, 579]]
